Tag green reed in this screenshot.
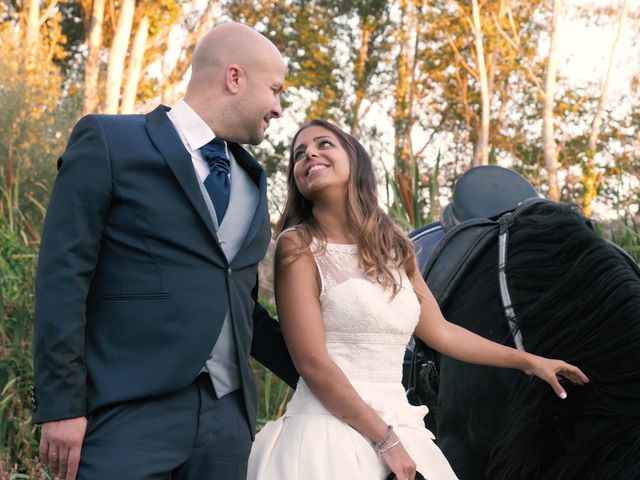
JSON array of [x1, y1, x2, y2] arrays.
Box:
[[0, 221, 46, 477], [598, 217, 640, 263], [252, 300, 293, 430]]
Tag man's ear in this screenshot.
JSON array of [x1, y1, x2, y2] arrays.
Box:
[[225, 64, 244, 94]]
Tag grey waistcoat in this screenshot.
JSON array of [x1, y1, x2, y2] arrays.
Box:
[[199, 152, 259, 397]]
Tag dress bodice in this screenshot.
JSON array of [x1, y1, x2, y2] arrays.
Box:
[[312, 240, 421, 383]]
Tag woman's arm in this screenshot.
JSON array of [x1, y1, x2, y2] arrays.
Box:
[[274, 231, 415, 479], [409, 264, 589, 398]]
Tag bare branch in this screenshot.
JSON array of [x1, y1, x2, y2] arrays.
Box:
[[444, 32, 478, 79], [588, 0, 631, 152], [492, 13, 545, 98], [38, 0, 58, 26]]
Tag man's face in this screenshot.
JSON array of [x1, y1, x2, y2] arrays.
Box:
[[235, 59, 285, 145]]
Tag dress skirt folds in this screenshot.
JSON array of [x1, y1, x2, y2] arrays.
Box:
[[248, 379, 458, 479]]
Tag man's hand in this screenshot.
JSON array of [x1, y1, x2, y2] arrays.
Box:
[[39, 416, 87, 480]]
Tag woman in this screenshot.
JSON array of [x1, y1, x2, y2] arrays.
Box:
[[247, 120, 589, 480]]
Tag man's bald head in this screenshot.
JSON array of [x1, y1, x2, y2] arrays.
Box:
[[190, 23, 283, 81], [184, 22, 286, 144]]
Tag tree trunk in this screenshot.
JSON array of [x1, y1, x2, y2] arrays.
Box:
[[83, 0, 106, 114], [120, 15, 149, 114], [104, 0, 135, 114], [351, 20, 371, 136], [160, 0, 218, 105], [587, 0, 631, 153], [582, 0, 631, 216], [393, 0, 415, 225], [471, 0, 490, 166], [25, 0, 40, 70], [542, 0, 561, 201]]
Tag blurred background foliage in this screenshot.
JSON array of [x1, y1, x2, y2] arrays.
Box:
[[1, 0, 639, 475]]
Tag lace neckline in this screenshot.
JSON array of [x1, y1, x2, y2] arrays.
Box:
[[325, 242, 358, 253]]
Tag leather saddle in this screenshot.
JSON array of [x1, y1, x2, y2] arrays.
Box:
[[407, 166, 539, 410], [439, 165, 539, 232]]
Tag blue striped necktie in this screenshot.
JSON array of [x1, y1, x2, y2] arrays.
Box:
[[200, 138, 231, 223]]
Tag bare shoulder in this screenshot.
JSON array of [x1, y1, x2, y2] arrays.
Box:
[[274, 227, 312, 263], [275, 227, 303, 250], [274, 228, 320, 300]]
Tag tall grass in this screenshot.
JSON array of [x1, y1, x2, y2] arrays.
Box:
[[0, 221, 45, 477], [599, 218, 640, 263], [252, 300, 293, 430]]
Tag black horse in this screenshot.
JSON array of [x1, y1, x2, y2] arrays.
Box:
[[408, 169, 640, 479]]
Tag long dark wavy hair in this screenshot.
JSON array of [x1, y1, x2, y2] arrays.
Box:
[[275, 119, 415, 295], [485, 202, 640, 479]]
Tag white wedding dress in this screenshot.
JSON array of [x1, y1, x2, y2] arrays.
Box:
[[247, 240, 458, 480]]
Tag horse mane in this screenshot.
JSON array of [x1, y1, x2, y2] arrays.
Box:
[[487, 202, 640, 480]]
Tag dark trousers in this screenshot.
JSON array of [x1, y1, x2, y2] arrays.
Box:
[[78, 374, 252, 479]]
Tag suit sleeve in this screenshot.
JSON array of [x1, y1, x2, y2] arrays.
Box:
[[32, 115, 113, 423], [250, 278, 299, 389]]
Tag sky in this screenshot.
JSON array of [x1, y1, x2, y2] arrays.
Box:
[[558, 0, 639, 96]]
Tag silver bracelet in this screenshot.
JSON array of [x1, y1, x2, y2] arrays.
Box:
[[373, 425, 394, 450], [377, 437, 401, 456]]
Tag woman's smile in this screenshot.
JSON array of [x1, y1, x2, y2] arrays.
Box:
[[306, 163, 329, 177]]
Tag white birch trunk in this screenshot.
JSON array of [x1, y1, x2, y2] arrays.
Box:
[[351, 22, 371, 136], [120, 15, 149, 114], [471, 0, 490, 166], [543, 0, 562, 201], [25, 0, 40, 69], [160, 0, 219, 104], [103, 0, 135, 114], [582, 0, 631, 216], [83, 0, 106, 114], [587, 0, 631, 152]]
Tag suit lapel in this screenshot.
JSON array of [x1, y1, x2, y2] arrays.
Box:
[[229, 142, 262, 186], [145, 106, 222, 249], [228, 143, 270, 256]]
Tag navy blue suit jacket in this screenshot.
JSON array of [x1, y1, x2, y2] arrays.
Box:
[[33, 106, 298, 434]]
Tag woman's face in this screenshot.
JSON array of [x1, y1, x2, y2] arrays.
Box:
[[291, 125, 351, 201]]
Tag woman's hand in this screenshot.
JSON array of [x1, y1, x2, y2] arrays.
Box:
[[523, 354, 590, 398], [380, 436, 417, 480]]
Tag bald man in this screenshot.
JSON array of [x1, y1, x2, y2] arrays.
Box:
[[33, 23, 298, 479]]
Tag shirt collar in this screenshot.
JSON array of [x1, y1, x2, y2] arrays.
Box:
[[168, 99, 218, 152]]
